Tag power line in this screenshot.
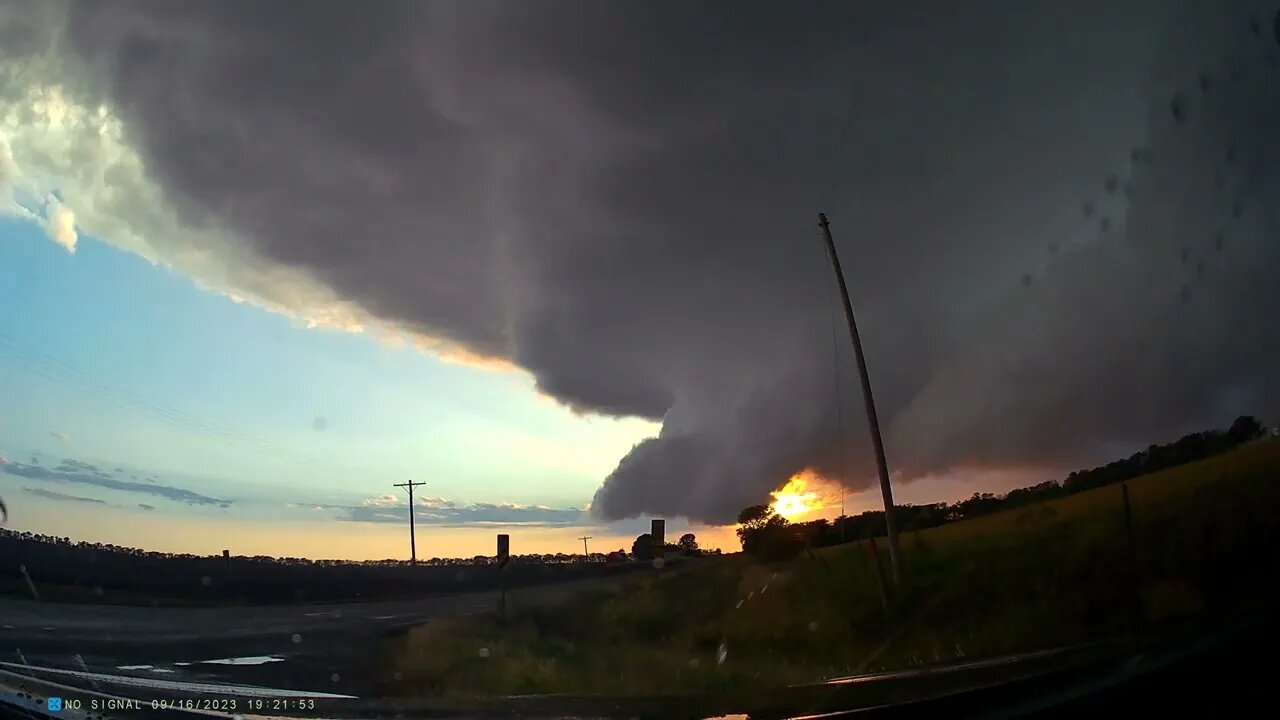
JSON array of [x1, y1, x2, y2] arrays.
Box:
[[830, 297, 847, 543]]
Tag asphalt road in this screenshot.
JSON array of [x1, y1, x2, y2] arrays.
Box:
[[0, 590, 504, 696]]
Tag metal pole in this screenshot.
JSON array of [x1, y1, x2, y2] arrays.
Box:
[[394, 480, 426, 565], [497, 533, 510, 621], [817, 213, 902, 584]]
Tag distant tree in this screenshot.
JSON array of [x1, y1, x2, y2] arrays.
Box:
[[955, 492, 1001, 519], [1228, 415, 1266, 444], [631, 533, 654, 560], [736, 505, 775, 551], [736, 504, 803, 560], [737, 504, 773, 531], [678, 533, 699, 554], [757, 522, 804, 562]]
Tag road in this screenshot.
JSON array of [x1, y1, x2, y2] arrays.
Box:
[[0, 590, 503, 696]]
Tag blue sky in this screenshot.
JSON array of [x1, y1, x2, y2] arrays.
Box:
[[0, 217, 683, 556]]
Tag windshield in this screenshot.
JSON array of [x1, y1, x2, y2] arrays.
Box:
[[2, 1, 1279, 718]]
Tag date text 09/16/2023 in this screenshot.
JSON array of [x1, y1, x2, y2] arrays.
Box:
[[69, 697, 319, 712]]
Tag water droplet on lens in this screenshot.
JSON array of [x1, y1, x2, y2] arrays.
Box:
[[200, 576, 211, 587], [478, 647, 490, 659], [291, 633, 302, 644], [330, 673, 340, 682], [716, 641, 728, 665]]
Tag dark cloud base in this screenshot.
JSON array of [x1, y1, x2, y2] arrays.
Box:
[[302, 497, 585, 527], [23, 486, 107, 505], [1, 456, 228, 506]]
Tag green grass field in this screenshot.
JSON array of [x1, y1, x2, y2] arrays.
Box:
[[387, 438, 1280, 698]]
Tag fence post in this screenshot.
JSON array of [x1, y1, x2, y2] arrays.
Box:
[[867, 536, 890, 617], [18, 564, 39, 601], [496, 534, 510, 623], [1121, 484, 1142, 629]]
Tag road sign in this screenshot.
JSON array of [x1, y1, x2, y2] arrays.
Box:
[[650, 519, 665, 553], [497, 533, 510, 567]]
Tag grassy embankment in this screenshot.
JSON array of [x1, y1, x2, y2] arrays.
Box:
[[388, 438, 1280, 698]]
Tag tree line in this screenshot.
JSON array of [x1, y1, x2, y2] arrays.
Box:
[[737, 415, 1271, 559], [628, 532, 716, 560], [0, 529, 650, 567]]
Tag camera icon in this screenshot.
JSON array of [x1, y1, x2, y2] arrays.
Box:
[[47, 696, 63, 712]]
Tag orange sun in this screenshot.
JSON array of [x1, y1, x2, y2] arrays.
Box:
[[770, 472, 823, 520]]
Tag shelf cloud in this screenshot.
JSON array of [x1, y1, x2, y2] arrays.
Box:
[[2, 0, 1277, 524]]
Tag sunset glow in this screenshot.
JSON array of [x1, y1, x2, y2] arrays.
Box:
[[770, 472, 824, 520]]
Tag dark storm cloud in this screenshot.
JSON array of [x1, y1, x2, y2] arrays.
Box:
[[1, 457, 228, 506], [307, 495, 584, 527], [23, 487, 107, 505], [4, 1, 1279, 523]]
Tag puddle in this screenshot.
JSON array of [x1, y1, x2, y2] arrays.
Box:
[[199, 656, 285, 666]]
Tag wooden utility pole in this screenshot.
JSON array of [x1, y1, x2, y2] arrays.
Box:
[[578, 535, 593, 557], [818, 213, 902, 585], [393, 480, 426, 565]]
